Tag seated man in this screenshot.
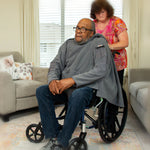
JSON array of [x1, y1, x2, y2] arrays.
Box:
[[36, 18, 124, 150]]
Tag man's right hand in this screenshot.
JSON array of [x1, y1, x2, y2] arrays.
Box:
[[49, 80, 59, 95]]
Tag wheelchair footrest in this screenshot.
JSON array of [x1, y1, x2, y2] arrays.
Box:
[[86, 125, 95, 129]]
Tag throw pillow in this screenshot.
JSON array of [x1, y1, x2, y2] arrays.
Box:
[[13, 62, 33, 80], [0, 55, 14, 78]]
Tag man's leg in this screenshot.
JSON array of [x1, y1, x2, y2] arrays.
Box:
[[56, 87, 94, 148], [36, 85, 67, 139]]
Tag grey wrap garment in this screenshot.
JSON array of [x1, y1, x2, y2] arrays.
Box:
[[48, 33, 124, 107]]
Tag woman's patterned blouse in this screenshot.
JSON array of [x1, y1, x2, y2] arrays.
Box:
[[95, 16, 127, 71]]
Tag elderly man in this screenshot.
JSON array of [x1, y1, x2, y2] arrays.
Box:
[[36, 18, 123, 150]]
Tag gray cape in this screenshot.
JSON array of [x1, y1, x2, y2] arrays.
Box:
[[48, 33, 124, 107]]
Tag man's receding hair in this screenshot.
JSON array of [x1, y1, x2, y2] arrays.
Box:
[[80, 18, 95, 34]]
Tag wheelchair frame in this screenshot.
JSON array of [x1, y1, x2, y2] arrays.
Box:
[[26, 89, 128, 149]]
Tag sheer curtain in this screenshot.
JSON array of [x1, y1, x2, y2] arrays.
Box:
[[19, 0, 40, 66]]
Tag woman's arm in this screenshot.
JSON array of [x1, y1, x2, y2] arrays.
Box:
[[109, 30, 129, 50]]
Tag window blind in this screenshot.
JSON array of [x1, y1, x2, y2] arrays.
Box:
[[39, 0, 123, 67]]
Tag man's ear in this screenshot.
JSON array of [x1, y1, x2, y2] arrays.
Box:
[[90, 31, 94, 37]]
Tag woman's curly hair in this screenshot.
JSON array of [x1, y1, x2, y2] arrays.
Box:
[[90, 0, 114, 19]]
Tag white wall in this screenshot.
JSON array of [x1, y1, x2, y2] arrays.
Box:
[[139, 0, 150, 68], [0, 0, 20, 52], [127, 0, 150, 69]]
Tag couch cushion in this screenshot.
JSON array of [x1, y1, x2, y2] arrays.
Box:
[[14, 80, 44, 98], [13, 62, 33, 80], [137, 88, 149, 109], [0, 51, 24, 63], [0, 55, 14, 78], [129, 81, 150, 97]]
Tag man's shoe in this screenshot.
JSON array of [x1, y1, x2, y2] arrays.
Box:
[[51, 141, 67, 150], [40, 138, 56, 150]]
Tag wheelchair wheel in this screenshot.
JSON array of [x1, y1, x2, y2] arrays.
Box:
[[68, 137, 88, 150], [26, 123, 44, 143], [98, 90, 128, 143]]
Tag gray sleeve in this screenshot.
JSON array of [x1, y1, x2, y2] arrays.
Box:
[[72, 46, 108, 87], [47, 42, 67, 84]]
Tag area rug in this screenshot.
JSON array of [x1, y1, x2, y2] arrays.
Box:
[[0, 111, 142, 150]]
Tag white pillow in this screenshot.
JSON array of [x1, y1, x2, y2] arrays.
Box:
[[13, 62, 33, 80], [0, 55, 14, 78]]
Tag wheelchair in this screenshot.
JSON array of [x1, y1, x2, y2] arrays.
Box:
[[26, 88, 128, 150]]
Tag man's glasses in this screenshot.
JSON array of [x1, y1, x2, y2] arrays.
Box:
[[73, 26, 93, 33]]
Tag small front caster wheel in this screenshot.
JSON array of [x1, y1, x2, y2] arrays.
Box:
[[68, 137, 87, 150], [26, 124, 44, 143]]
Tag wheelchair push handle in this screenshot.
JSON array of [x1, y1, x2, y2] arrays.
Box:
[[112, 51, 120, 58]]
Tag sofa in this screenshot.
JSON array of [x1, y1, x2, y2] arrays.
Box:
[[0, 51, 48, 121], [129, 68, 150, 134]]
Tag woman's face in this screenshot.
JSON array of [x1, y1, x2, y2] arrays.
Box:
[[95, 9, 108, 22]]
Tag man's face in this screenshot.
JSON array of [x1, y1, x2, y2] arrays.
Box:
[[75, 19, 94, 44]]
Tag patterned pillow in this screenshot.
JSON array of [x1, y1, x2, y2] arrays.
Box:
[[13, 62, 33, 80], [0, 55, 14, 78]]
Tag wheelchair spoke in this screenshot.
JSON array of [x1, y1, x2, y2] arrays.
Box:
[[104, 131, 111, 139], [118, 111, 124, 113], [30, 128, 34, 133], [69, 138, 87, 150], [34, 134, 37, 140], [118, 108, 124, 113], [73, 143, 77, 147], [36, 133, 42, 136], [29, 133, 34, 137], [111, 132, 116, 138], [115, 116, 121, 129]]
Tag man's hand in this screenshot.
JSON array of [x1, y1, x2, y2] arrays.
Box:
[[57, 78, 75, 94], [49, 80, 60, 95]]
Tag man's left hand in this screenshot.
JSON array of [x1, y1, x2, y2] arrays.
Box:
[[56, 78, 75, 94]]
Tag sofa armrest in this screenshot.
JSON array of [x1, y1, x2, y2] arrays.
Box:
[[32, 67, 49, 84], [128, 68, 150, 85], [0, 72, 16, 115]]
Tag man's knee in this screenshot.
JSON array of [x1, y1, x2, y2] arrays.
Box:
[[71, 89, 85, 100], [70, 87, 93, 106], [72, 87, 92, 98], [70, 88, 86, 104]]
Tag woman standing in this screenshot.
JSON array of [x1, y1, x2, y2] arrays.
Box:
[[90, 0, 129, 86]]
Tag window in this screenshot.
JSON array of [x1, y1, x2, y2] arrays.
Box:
[[39, 0, 123, 67]]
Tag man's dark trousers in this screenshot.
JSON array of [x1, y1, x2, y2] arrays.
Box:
[[36, 85, 93, 147]]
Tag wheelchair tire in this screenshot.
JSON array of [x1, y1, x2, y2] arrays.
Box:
[[98, 89, 128, 143], [68, 137, 88, 150], [26, 123, 44, 143]]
